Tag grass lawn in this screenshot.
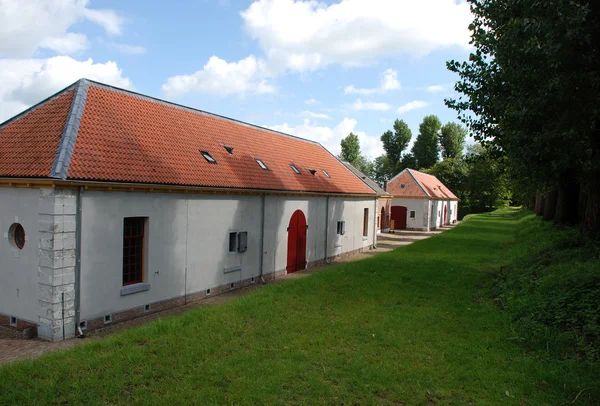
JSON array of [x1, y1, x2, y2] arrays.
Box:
[[1, 208, 597, 405]]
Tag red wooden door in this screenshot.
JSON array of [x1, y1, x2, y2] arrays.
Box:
[[287, 210, 307, 273], [444, 205, 447, 225], [391, 206, 407, 230]]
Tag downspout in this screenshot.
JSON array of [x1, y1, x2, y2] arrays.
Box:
[[373, 197, 377, 248], [259, 193, 266, 281], [324, 196, 330, 264], [75, 186, 83, 336]]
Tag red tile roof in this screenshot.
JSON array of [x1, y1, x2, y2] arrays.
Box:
[[387, 169, 457, 200], [0, 80, 374, 195]]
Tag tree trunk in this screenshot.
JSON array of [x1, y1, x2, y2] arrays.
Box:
[[534, 191, 542, 214], [554, 169, 580, 225], [580, 173, 600, 234], [527, 195, 536, 211], [543, 189, 558, 221], [536, 193, 546, 216]]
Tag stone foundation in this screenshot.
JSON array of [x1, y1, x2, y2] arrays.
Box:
[[0, 313, 38, 333]]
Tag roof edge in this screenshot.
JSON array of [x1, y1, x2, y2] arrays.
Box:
[[388, 168, 408, 183], [50, 79, 91, 180], [407, 168, 431, 197], [0, 81, 79, 130]]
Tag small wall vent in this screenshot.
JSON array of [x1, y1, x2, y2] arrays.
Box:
[[104, 314, 112, 324]]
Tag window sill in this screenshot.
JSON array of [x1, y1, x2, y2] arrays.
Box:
[[120, 282, 151, 296], [362, 236, 369, 241], [224, 265, 242, 274]]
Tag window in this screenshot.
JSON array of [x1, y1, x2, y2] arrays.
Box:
[[200, 150, 216, 163], [123, 217, 146, 286], [8, 223, 25, 250], [229, 232, 238, 252], [410, 210, 416, 219], [400, 184, 406, 189], [322, 169, 330, 178], [256, 159, 268, 170], [291, 164, 301, 174], [337, 221, 345, 235], [363, 208, 369, 237]]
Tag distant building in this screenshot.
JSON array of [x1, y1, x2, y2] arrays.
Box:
[[387, 168, 458, 231], [0, 79, 377, 341], [341, 162, 392, 233]]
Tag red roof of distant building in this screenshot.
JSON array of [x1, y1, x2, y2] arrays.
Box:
[[0, 79, 374, 195], [387, 168, 457, 200]]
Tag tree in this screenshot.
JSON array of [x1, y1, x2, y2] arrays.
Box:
[[445, 0, 600, 232], [423, 158, 469, 202], [439, 122, 467, 159], [339, 132, 361, 164], [372, 155, 395, 184], [381, 119, 412, 172], [412, 115, 441, 169]]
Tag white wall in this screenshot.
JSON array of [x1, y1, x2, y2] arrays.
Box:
[[391, 198, 429, 230], [429, 200, 443, 229], [80, 191, 376, 320], [0, 188, 41, 322], [449, 201, 458, 223]]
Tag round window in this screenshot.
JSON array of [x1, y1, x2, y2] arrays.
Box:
[[8, 223, 26, 250]]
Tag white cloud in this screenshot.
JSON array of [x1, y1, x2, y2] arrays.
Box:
[[109, 43, 147, 55], [162, 55, 275, 98], [0, 0, 125, 57], [300, 111, 330, 120], [345, 68, 400, 96], [0, 56, 133, 122], [350, 98, 393, 111], [426, 84, 446, 92], [241, 0, 473, 72], [397, 100, 429, 114], [304, 98, 319, 105], [268, 117, 383, 158]]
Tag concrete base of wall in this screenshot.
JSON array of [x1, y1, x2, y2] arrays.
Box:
[[0, 313, 38, 335], [79, 248, 368, 335]]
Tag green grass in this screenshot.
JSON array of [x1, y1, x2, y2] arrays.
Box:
[[1, 208, 598, 405]]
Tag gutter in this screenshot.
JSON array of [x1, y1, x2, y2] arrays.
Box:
[[74, 186, 83, 336]]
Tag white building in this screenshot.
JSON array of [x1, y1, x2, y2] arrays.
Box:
[[387, 169, 458, 231], [0, 79, 377, 341]]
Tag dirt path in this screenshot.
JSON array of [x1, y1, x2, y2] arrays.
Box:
[[0, 225, 454, 366]]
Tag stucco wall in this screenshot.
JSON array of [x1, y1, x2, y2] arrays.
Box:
[[377, 198, 392, 232], [79, 191, 376, 321], [391, 197, 429, 230], [0, 188, 41, 323], [449, 201, 458, 223]]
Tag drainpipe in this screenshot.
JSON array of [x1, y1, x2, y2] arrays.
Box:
[[75, 187, 83, 336], [259, 193, 266, 280], [373, 198, 377, 248], [324, 196, 330, 264]]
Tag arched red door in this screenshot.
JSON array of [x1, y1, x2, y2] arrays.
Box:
[[444, 205, 447, 225], [287, 210, 307, 273], [390, 206, 407, 230]]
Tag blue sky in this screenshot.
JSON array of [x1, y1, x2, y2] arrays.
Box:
[[0, 0, 473, 159]]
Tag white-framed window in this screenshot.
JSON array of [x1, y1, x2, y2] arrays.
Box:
[[409, 210, 416, 219], [228, 231, 248, 253], [336, 221, 346, 235]]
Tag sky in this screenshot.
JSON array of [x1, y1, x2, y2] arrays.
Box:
[[0, 0, 474, 160]]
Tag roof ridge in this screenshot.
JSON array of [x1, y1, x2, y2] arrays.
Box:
[[0, 81, 79, 130], [407, 168, 430, 197], [50, 79, 91, 179], [82, 78, 322, 147]]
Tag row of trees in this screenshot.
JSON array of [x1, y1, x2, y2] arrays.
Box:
[[339, 115, 468, 183], [446, 0, 600, 233], [339, 116, 510, 212]]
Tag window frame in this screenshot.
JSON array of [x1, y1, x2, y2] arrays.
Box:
[[290, 164, 301, 174], [122, 217, 146, 286], [322, 169, 331, 178], [336, 220, 345, 235], [200, 150, 217, 164], [228, 232, 238, 252], [409, 210, 416, 219], [255, 158, 268, 170]]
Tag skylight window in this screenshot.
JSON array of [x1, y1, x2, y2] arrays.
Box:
[[200, 150, 216, 164], [400, 184, 406, 189], [291, 164, 301, 174], [256, 159, 268, 170], [322, 169, 330, 178]]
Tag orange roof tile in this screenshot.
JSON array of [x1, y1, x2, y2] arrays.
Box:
[[0, 79, 374, 195], [388, 169, 457, 200]]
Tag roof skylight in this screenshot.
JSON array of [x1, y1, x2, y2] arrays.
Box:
[[291, 164, 301, 174], [200, 150, 217, 164], [256, 159, 268, 170], [322, 169, 330, 178]]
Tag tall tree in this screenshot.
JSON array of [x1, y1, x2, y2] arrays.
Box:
[[380, 119, 412, 172], [339, 132, 361, 164], [439, 122, 467, 159], [446, 0, 600, 232], [412, 115, 441, 169]]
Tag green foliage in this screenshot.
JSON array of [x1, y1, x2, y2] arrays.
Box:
[[339, 132, 361, 164], [381, 119, 412, 170], [412, 115, 441, 169], [439, 122, 467, 159], [423, 158, 469, 201], [494, 213, 600, 363], [465, 149, 512, 211], [372, 154, 394, 184], [1, 213, 598, 404]]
